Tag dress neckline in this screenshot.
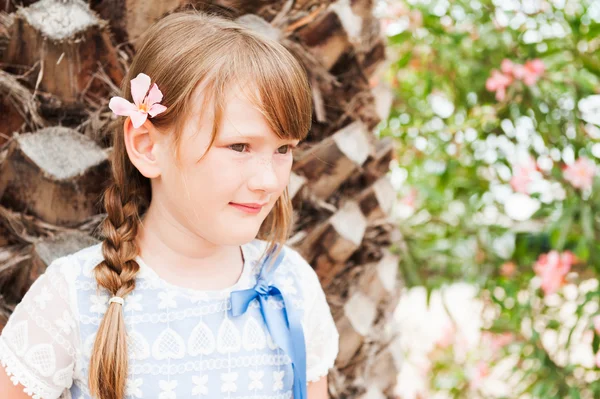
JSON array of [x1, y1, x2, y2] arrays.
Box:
[[133, 240, 255, 300]]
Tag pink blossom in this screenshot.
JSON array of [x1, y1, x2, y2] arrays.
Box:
[[409, 10, 423, 27], [482, 331, 514, 353], [470, 361, 490, 390], [435, 323, 456, 349], [521, 59, 546, 86], [400, 188, 418, 209], [563, 157, 596, 190], [526, 59, 545, 75], [109, 73, 167, 128], [490, 332, 514, 352], [510, 171, 532, 193], [386, 2, 408, 18], [488, 59, 545, 101], [500, 261, 517, 277], [593, 315, 600, 335], [500, 59, 515, 75], [533, 251, 576, 296], [510, 157, 538, 194], [511, 63, 526, 80], [486, 70, 513, 101], [507, 59, 545, 85]]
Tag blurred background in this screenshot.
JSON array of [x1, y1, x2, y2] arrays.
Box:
[[0, 0, 599, 398], [377, 0, 600, 398]]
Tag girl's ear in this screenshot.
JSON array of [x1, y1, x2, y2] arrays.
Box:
[[123, 117, 162, 178]]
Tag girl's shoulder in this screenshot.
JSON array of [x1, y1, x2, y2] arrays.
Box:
[[39, 242, 104, 284], [278, 242, 319, 283], [251, 239, 324, 309]]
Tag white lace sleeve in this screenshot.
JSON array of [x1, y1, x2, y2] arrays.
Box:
[[294, 252, 340, 382], [0, 256, 80, 399]]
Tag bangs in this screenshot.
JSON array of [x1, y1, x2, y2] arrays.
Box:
[[168, 24, 313, 161], [213, 35, 313, 142]]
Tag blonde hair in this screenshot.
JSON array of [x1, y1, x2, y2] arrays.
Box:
[[90, 10, 312, 399]]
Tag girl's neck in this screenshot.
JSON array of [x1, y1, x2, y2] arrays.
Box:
[[134, 200, 244, 283]]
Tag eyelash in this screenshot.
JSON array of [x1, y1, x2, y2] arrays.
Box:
[[228, 143, 296, 154]]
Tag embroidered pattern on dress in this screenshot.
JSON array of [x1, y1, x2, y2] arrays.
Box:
[[0, 239, 339, 398]]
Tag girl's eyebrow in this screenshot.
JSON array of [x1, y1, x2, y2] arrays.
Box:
[[224, 133, 299, 143]]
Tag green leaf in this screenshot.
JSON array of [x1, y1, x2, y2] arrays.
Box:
[[551, 208, 574, 251], [574, 237, 590, 262], [581, 203, 594, 241], [547, 320, 561, 330], [396, 51, 413, 69], [581, 54, 600, 76]]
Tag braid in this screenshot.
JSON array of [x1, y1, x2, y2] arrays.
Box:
[[88, 181, 143, 399]]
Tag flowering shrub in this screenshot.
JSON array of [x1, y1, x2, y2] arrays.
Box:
[[486, 59, 546, 101], [378, 0, 600, 397]]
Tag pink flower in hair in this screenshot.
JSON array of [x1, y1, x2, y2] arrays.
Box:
[[109, 73, 167, 128]]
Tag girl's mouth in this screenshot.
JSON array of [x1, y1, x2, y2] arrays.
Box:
[[229, 202, 262, 214]]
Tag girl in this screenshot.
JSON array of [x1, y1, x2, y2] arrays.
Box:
[[0, 10, 339, 399]]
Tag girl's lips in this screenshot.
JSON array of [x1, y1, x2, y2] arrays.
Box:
[[230, 202, 262, 208], [229, 203, 262, 214]]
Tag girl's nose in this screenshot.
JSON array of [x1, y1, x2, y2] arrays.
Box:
[[247, 155, 280, 192]]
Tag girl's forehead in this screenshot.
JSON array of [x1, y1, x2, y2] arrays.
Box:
[[185, 82, 276, 142], [218, 86, 276, 140], [221, 95, 270, 135]]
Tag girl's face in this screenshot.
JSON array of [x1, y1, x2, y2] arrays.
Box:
[[148, 83, 299, 245]]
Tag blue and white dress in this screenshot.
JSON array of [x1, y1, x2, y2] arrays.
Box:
[[0, 238, 339, 398]]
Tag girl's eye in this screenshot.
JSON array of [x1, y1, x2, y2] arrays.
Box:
[[228, 144, 296, 154], [228, 143, 248, 153], [277, 145, 295, 155]]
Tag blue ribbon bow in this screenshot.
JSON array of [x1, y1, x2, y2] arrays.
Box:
[[230, 245, 307, 399]]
